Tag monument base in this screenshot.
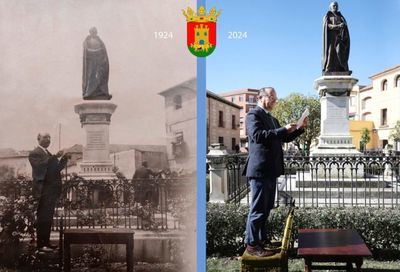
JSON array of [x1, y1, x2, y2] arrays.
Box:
[[77, 161, 117, 180], [74, 100, 117, 180]]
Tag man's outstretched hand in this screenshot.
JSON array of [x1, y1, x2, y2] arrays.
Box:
[[299, 116, 309, 129], [285, 123, 297, 133]]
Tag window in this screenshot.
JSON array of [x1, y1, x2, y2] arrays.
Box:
[[231, 115, 236, 129], [349, 96, 355, 107], [395, 75, 400, 88], [249, 96, 254, 103], [172, 131, 185, 158], [381, 108, 387, 126], [239, 96, 243, 102], [218, 111, 224, 127], [381, 79, 388, 91], [173, 95, 182, 109], [231, 97, 235, 102], [362, 112, 371, 121], [231, 138, 236, 151], [218, 136, 224, 145], [361, 97, 371, 110], [247, 105, 255, 112]]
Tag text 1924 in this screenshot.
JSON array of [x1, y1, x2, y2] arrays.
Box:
[[154, 32, 173, 39]]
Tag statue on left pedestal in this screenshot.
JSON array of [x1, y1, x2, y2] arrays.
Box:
[[82, 27, 112, 100]]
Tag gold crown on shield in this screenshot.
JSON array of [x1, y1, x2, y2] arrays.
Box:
[[182, 6, 221, 23]]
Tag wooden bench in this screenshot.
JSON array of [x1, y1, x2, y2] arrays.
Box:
[[63, 228, 135, 272], [241, 207, 295, 272]]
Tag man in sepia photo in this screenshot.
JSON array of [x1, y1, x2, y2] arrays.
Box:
[[29, 133, 70, 252]]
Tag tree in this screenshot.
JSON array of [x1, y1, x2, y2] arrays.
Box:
[[272, 93, 320, 155], [359, 128, 371, 151], [389, 120, 400, 150]]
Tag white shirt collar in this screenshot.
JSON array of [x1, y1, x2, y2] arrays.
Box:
[[38, 145, 48, 154], [257, 103, 271, 115]]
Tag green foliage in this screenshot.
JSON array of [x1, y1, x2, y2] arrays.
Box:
[[206, 203, 248, 256], [389, 120, 400, 142], [272, 93, 320, 155], [207, 203, 400, 259], [360, 127, 371, 151], [0, 176, 36, 266]]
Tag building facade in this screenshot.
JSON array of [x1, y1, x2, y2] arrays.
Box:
[[219, 89, 259, 149], [159, 78, 196, 173], [207, 91, 241, 153], [351, 65, 400, 149]]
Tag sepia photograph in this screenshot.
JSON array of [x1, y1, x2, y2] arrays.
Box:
[[0, 0, 197, 271]]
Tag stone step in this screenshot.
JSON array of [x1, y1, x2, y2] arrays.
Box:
[[288, 197, 399, 207], [295, 179, 390, 188], [280, 188, 400, 198]]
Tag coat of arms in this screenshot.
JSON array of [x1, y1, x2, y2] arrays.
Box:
[[183, 6, 221, 57]]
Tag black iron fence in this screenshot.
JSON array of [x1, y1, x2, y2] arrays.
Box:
[[55, 176, 192, 231], [0, 176, 193, 237], [208, 153, 400, 207]]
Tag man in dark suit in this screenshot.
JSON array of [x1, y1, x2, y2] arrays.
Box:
[[243, 87, 308, 257], [29, 133, 70, 252]]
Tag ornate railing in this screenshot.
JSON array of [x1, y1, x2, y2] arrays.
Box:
[[55, 177, 193, 231], [207, 153, 400, 207], [225, 154, 248, 203], [0, 176, 193, 237]]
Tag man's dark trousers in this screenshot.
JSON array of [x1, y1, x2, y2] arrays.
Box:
[[245, 177, 276, 246], [36, 184, 60, 248], [32, 154, 63, 248]]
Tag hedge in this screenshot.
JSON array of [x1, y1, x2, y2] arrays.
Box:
[[206, 203, 400, 260]]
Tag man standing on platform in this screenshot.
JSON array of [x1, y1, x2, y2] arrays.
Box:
[[243, 87, 308, 257], [29, 133, 70, 252]]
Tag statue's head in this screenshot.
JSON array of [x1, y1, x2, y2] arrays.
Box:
[[329, 2, 339, 12], [89, 27, 98, 36]]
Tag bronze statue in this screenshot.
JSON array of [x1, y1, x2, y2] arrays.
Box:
[[322, 2, 351, 75], [82, 27, 111, 100]]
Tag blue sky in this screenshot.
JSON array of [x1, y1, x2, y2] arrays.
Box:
[[206, 0, 400, 97]]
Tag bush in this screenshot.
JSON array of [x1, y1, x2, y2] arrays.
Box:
[[207, 203, 400, 260], [206, 203, 248, 256]]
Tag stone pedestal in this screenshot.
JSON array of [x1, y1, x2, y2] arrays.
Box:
[[311, 75, 361, 155], [206, 144, 228, 203], [311, 76, 363, 178], [74, 101, 117, 179]]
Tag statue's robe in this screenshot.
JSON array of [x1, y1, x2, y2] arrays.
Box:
[[322, 11, 350, 74]]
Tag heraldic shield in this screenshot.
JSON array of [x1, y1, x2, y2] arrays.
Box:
[[183, 6, 221, 57]]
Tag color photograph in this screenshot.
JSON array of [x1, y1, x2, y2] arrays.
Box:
[[205, 1, 400, 271]]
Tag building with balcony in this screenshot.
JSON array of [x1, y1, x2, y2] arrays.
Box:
[[207, 91, 241, 153], [159, 78, 196, 173], [350, 65, 400, 149], [219, 89, 259, 149]]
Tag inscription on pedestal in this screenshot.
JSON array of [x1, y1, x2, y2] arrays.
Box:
[[324, 97, 348, 134], [87, 130, 106, 149], [327, 98, 346, 119]]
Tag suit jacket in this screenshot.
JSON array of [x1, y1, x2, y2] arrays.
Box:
[[28, 147, 67, 196], [243, 106, 304, 179], [132, 166, 154, 179]]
